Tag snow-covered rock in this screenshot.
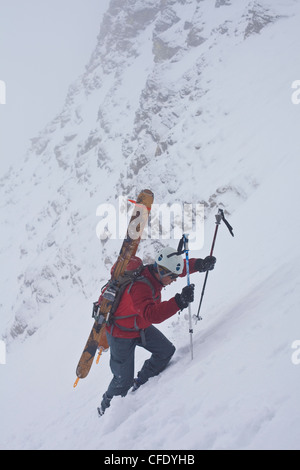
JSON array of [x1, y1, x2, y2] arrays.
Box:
[[0, 0, 300, 450]]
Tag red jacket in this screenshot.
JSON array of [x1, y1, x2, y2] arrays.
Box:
[[106, 259, 198, 339]]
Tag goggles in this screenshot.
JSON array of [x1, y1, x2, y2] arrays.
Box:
[[156, 264, 179, 280]]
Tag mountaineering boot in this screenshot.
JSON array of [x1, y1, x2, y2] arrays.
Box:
[[97, 392, 112, 417], [131, 377, 142, 392], [97, 405, 105, 417]]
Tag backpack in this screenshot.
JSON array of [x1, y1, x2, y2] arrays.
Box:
[[92, 256, 158, 331]]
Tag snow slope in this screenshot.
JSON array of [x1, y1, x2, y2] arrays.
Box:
[[1, 0, 300, 450]]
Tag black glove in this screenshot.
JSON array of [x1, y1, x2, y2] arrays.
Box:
[[195, 256, 216, 273], [175, 284, 195, 311]]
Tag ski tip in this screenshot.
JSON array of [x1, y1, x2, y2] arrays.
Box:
[[128, 199, 151, 211], [73, 377, 80, 389], [143, 189, 154, 196]]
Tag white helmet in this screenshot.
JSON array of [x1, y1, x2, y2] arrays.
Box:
[[155, 246, 184, 275]]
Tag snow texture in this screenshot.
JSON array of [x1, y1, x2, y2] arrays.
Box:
[[1, 0, 300, 450]]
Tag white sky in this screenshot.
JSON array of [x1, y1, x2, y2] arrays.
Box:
[[0, 0, 110, 173]]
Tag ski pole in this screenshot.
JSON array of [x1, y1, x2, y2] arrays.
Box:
[[196, 209, 234, 322], [183, 233, 194, 360]]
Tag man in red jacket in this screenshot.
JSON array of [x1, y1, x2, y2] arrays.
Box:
[[98, 246, 216, 416]]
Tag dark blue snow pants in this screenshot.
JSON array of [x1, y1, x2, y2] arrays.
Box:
[[101, 326, 176, 411]]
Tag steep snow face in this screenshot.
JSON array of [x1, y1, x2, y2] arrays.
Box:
[[1, 0, 295, 345], [0, 0, 300, 450]]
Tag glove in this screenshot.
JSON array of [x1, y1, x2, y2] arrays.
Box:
[[175, 284, 195, 311], [195, 256, 216, 273]]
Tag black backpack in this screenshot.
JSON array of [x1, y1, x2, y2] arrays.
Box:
[[92, 257, 158, 332]]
